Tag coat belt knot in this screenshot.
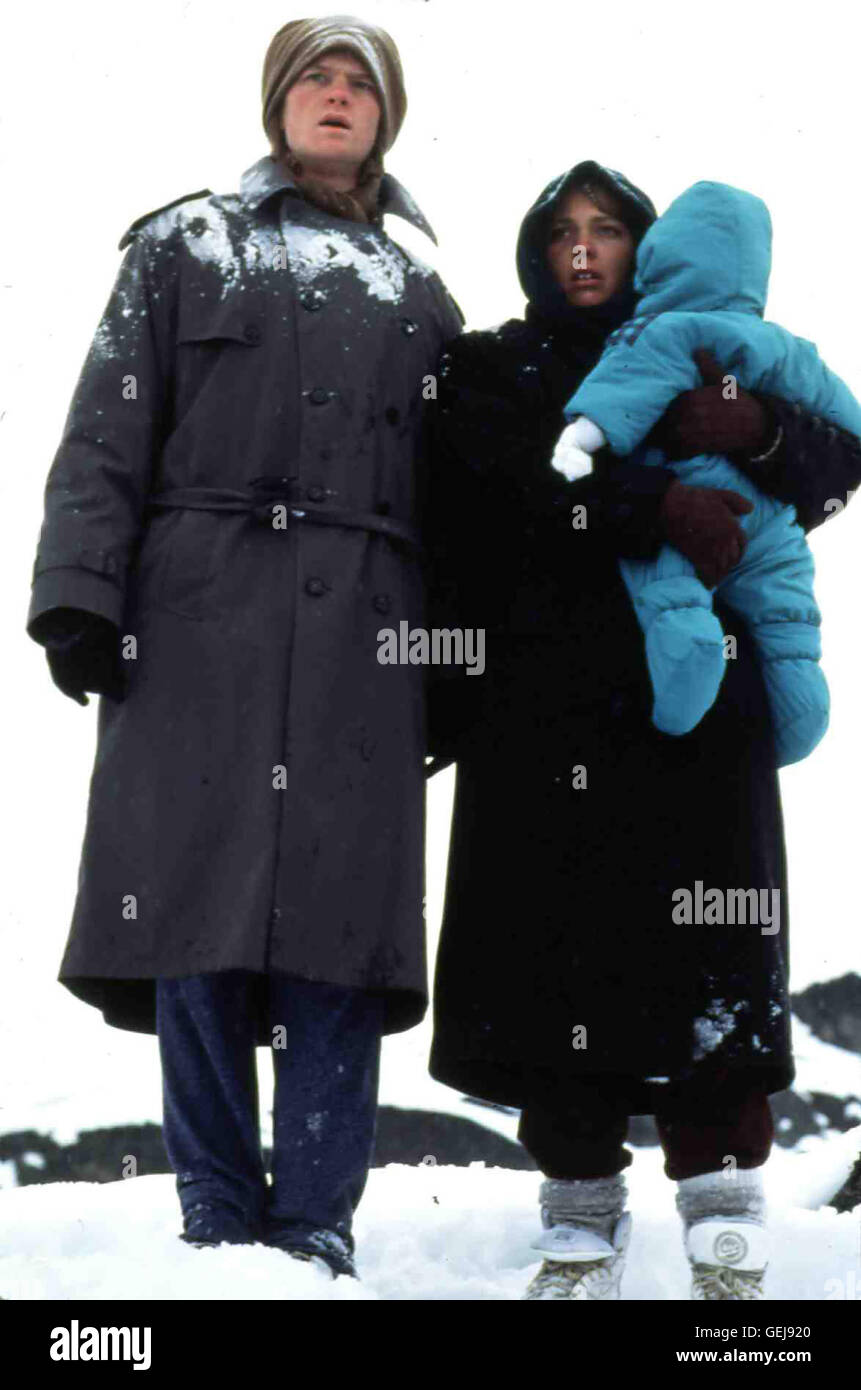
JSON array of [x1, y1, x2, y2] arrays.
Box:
[[145, 477, 422, 550]]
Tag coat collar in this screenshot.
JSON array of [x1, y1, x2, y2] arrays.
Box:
[[239, 154, 438, 246]]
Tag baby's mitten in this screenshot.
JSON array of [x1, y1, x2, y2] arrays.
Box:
[[551, 417, 607, 481]]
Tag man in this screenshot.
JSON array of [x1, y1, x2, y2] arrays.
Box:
[[26, 14, 463, 1280]]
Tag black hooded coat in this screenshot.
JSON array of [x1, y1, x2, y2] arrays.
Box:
[[424, 162, 861, 1113]]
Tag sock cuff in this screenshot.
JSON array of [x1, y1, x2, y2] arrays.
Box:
[[539, 1172, 627, 1222], [675, 1166, 766, 1227]]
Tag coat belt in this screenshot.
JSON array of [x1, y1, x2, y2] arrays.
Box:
[[145, 484, 421, 550]]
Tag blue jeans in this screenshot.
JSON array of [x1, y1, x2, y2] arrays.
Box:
[[156, 970, 384, 1261]]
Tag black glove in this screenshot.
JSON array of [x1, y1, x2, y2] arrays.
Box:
[[38, 608, 126, 706], [659, 481, 754, 589]]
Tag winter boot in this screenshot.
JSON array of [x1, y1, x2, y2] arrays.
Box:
[[266, 1227, 358, 1280], [522, 1174, 630, 1300], [645, 606, 727, 736], [281, 1249, 340, 1279], [675, 1167, 768, 1300], [179, 1201, 259, 1249]]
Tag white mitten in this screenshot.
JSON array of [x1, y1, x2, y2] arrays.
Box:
[[551, 417, 607, 481]]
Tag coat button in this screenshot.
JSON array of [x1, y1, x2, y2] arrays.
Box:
[[305, 577, 327, 597], [307, 484, 327, 502], [308, 387, 330, 404], [400, 317, 418, 335], [243, 323, 262, 344], [372, 593, 391, 614], [612, 502, 633, 521], [609, 693, 627, 717], [301, 292, 326, 311]]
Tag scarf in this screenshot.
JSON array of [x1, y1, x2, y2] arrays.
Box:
[[280, 147, 383, 226]]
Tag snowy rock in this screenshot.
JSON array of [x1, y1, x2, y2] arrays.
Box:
[[791, 973, 861, 1055]]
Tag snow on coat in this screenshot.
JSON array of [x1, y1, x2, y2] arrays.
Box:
[[562, 182, 861, 766], [26, 154, 464, 1041]]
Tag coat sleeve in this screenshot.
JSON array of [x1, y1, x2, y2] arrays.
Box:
[[26, 229, 175, 643], [751, 330, 861, 438], [734, 395, 861, 534], [432, 274, 466, 344], [422, 333, 679, 766], [426, 334, 677, 560], [564, 313, 703, 453]]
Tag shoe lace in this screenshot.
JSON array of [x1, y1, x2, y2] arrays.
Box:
[[692, 1263, 765, 1300]]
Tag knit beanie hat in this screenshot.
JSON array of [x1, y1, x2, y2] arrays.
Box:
[[261, 14, 407, 225]]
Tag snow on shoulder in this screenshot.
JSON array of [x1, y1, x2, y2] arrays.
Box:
[[121, 192, 439, 308], [283, 222, 427, 305]]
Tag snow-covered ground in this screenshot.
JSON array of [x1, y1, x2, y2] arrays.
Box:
[[2, 1129, 859, 1301]]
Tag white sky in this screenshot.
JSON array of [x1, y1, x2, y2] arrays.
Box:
[[2, 0, 860, 1132]]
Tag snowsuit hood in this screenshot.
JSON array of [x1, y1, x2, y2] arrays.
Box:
[[515, 160, 657, 332], [634, 181, 772, 316]]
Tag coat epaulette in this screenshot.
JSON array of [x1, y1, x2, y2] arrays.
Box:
[[118, 189, 213, 251]]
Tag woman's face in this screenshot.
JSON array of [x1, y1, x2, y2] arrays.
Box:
[[546, 190, 635, 306]]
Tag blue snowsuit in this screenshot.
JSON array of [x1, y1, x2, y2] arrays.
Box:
[[563, 181, 861, 766]]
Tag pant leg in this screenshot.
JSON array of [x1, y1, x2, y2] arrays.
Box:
[[264, 974, 384, 1255], [619, 553, 727, 736], [156, 970, 267, 1231], [715, 502, 828, 767], [654, 1083, 774, 1182], [518, 1079, 633, 1180]]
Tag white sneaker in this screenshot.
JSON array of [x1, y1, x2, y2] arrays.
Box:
[[522, 1213, 632, 1300], [685, 1218, 768, 1300]]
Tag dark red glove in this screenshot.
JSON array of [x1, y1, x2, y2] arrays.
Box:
[[39, 608, 126, 706], [659, 480, 754, 589], [649, 350, 775, 461]]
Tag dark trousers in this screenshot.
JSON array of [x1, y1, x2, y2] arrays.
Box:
[[518, 1075, 774, 1182], [156, 970, 384, 1253]]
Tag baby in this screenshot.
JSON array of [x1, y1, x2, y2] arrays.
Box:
[[551, 180, 861, 766]]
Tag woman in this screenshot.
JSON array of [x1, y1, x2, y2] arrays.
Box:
[[424, 160, 861, 1300]]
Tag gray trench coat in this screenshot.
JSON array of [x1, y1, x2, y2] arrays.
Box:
[[27, 154, 464, 1041]]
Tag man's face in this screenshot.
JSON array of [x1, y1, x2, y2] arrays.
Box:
[[546, 190, 635, 306], [282, 48, 382, 175]]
